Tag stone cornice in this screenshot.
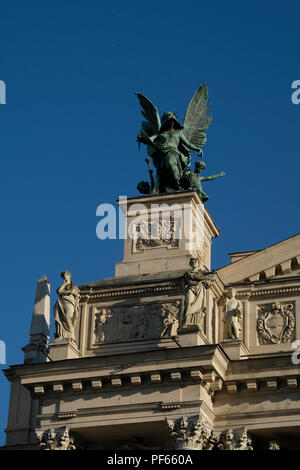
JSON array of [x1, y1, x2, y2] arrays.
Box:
[[223, 353, 300, 385], [5, 345, 229, 394], [79, 270, 225, 303], [3, 369, 20, 383], [79, 279, 184, 302], [235, 284, 300, 299]]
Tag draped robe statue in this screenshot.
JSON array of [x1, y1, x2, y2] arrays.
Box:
[[183, 258, 213, 329], [54, 271, 80, 342]]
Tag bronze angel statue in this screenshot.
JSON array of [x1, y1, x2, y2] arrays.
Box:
[[136, 83, 225, 200]]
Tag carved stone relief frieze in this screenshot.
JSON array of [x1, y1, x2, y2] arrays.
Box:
[[94, 301, 181, 344], [133, 216, 180, 252], [257, 302, 295, 345]]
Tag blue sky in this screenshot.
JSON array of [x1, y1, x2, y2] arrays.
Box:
[[0, 0, 299, 445]]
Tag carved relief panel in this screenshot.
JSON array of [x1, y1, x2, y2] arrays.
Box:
[[94, 301, 181, 344], [256, 301, 295, 345], [133, 216, 180, 253]]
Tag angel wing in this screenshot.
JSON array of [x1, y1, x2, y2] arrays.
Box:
[[183, 83, 212, 148], [135, 92, 161, 137]]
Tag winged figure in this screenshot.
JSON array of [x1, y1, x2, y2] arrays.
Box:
[[136, 84, 223, 198]]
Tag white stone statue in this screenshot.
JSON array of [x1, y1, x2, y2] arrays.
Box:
[[219, 287, 242, 340], [54, 271, 80, 342], [183, 258, 213, 329]]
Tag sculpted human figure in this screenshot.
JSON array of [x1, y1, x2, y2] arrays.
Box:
[[160, 303, 179, 337], [136, 84, 222, 195], [183, 257, 213, 329], [54, 271, 80, 342], [115, 310, 145, 342], [181, 160, 225, 202], [148, 111, 201, 192], [95, 309, 108, 343], [219, 287, 242, 340]]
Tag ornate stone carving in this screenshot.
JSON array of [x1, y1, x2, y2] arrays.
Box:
[[218, 287, 242, 340], [167, 416, 217, 450], [133, 217, 180, 252], [183, 257, 214, 329], [257, 302, 295, 345], [53, 271, 80, 343], [95, 301, 180, 344], [217, 428, 253, 450], [167, 421, 253, 451], [36, 427, 76, 451], [269, 440, 280, 450]]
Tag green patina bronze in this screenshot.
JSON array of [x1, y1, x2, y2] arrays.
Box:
[[136, 83, 225, 202]]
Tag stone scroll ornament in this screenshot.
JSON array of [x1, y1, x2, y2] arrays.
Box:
[[257, 302, 295, 345], [36, 427, 76, 451], [183, 257, 214, 330], [53, 271, 80, 343], [218, 287, 242, 340], [94, 301, 180, 344], [135, 84, 225, 200]]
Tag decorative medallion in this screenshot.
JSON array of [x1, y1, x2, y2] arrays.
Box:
[[257, 302, 295, 345]]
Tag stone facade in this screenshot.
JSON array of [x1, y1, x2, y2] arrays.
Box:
[[3, 192, 300, 450]]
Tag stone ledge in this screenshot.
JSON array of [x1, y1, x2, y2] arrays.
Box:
[[28, 366, 223, 396], [176, 325, 208, 347], [220, 339, 249, 360], [49, 338, 82, 361]]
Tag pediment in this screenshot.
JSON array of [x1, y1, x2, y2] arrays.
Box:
[[216, 233, 300, 285]]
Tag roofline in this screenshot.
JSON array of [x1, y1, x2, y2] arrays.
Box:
[[216, 232, 300, 271]]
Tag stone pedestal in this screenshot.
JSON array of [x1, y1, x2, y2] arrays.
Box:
[[115, 191, 220, 277], [220, 339, 249, 360], [176, 324, 208, 347], [49, 338, 82, 361]]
